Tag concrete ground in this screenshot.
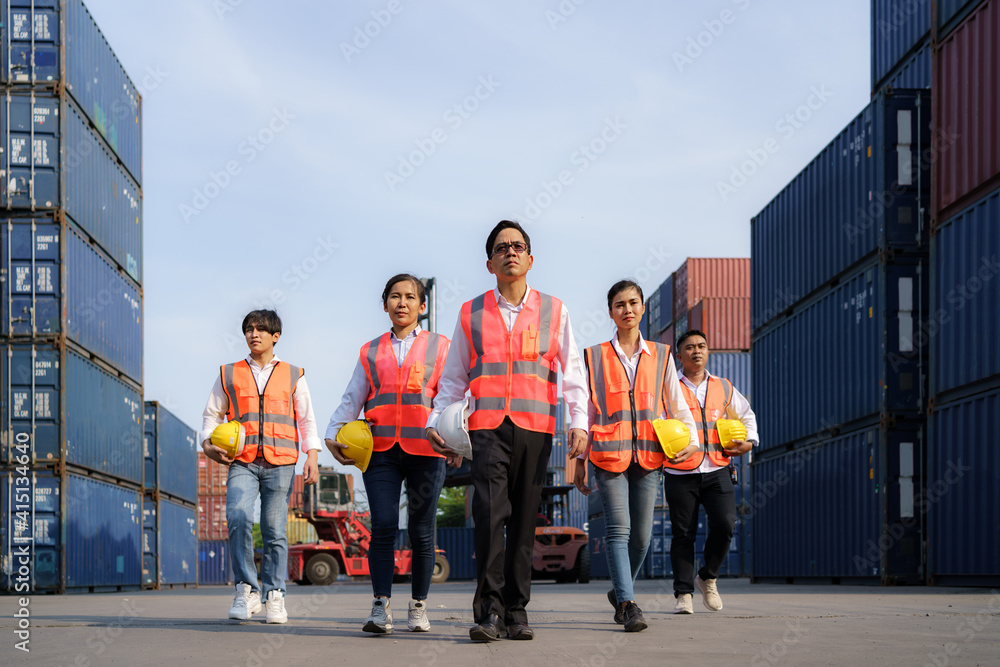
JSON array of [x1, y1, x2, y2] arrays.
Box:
[[2, 578, 998, 666]]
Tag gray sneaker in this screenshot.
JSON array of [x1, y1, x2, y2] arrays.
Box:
[[407, 599, 430, 632], [363, 598, 393, 634]]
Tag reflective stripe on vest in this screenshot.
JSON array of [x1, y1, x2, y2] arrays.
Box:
[[663, 376, 733, 471], [221, 360, 302, 465], [461, 290, 561, 434], [361, 330, 449, 457], [586, 341, 669, 473]]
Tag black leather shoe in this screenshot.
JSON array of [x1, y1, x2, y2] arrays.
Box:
[[623, 601, 648, 633], [469, 613, 504, 642], [608, 590, 624, 624], [506, 622, 534, 640]]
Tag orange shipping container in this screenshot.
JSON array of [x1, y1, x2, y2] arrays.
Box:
[[198, 452, 228, 496], [290, 474, 305, 510], [672, 258, 750, 320], [687, 297, 750, 352]]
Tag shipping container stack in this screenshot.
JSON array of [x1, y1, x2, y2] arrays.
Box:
[[0, 0, 144, 594], [541, 398, 588, 530], [750, 3, 935, 581], [142, 402, 197, 589], [286, 474, 318, 546], [926, 0, 1000, 586], [587, 259, 752, 579], [197, 452, 233, 586]]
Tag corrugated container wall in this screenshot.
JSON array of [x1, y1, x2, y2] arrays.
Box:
[[1, 91, 142, 283], [932, 0, 1000, 221], [927, 387, 1000, 584], [930, 186, 1000, 399], [1, 470, 142, 592], [752, 256, 927, 450], [144, 402, 197, 503], [659, 274, 674, 332], [646, 286, 662, 339], [157, 498, 197, 585], [1, 0, 144, 185], [673, 258, 750, 320], [688, 297, 750, 351], [287, 515, 319, 545], [198, 494, 227, 541], [198, 540, 233, 586], [871, 0, 930, 91], [707, 351, 751, 402], [936, 0, 989, 35], [751, 89, 931, 332], [197, 453, 228, 496], [1, 220, 142, 382], [1, 344, 142, 483], [436, 527, 476, 580], [879, 43, 931, 91]]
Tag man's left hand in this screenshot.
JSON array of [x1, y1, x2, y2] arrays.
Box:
[[303, 450, 320, 484], [723, 440, 753, 457], [567, 428, 588, 458]]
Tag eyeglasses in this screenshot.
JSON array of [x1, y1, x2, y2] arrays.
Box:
[[492, 241, 528, 256]]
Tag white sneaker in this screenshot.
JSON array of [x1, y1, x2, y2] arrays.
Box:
[[673, 593, 694, 614], [228, 583, 263, 620], [695, 575, 723, 611], [363, 598, 393, 634], [408, 599, 430, 632], [265, 590, 288, 624]]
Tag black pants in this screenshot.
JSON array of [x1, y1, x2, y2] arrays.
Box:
[[664, 468, 736, 596], [470, 418, 552, 625]]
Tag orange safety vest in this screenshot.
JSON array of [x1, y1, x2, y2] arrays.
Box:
[[586, 340, 670, 473], [361, 330, 449, 456], [460, 289, 561, 434], [664, 375, 734, 471], [221, 360, 303, 466]]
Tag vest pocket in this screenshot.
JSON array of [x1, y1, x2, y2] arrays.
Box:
[[521, 326, 540, 360], [589, 422, 625, 464], [406, 364, 426, 392]]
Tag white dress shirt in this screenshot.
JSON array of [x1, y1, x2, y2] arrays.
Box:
[[200, 354, 321, 452], [324, 326, 423, 442], [583, 332, 699, 457], [665, 370, 758, 476], [427, 286, 589, 432]]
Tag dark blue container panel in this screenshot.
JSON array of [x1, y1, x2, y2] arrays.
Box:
[[158, 499, 197, 585], [0, 470, 61, 591], [752, 430, 880, 579], [1, 93, 142, 281], [871, 0, 930, 90], [144, 402, 198, 502], [0, 344, 143, 483], [1, 0, 61, 84], [2, 470, 142, 591], [0, 0, 144, 182], [64, 0, 143, 183], [753, 258, 925, 449], [198, 540, 233, 586], [927, 388, 1000, 581], [751, 89, 930, 331], [930, 186, 1000, 397], [435, 526, 476, 580], [142, 496, 156, 586], [937, 0, 988, 35], [708, 352, 751, 402], [661, 274, 674, 331], [879, 43, 931, 92], [549, 431, 567, 469]]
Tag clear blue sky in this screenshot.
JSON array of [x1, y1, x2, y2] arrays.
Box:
[[86, 0, 871, 482]]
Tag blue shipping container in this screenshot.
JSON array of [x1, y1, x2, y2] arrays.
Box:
[[871, 0, 930, 91], [1, 343, 143, 483], [157, 497, 198, 585], [751, 422, 923, 582], [1, 92, 142, 281], [144, 402, 198, 502], [660, 274, 674, 332], [1, 0, 143, 184], [878, 43, 931, 93], [752, 255, 926, 450], [1, 469, 142, 592], [646, 284, 663, 338], [751, 89, 930, 331], [0, 219, 143, 382], [937, 0, 989, 36], [142, 497, 156, 587], [927, 387, 1000, 584], [435, 526, 476, 581], [930, 185, 1000, 399], [198, 540, 233, 586]]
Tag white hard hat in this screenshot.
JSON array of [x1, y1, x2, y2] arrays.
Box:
[[437, 398, 472, 459]]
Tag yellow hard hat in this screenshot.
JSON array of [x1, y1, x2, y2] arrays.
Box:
[[211, 421, 246, 459], [716, 419, 747, 449], [337, 420, 373, 472], [652, 419, 691, 458]]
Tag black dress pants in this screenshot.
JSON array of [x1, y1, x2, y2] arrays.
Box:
[[664, 467, 736, 595], [470, 417, 552, 625]]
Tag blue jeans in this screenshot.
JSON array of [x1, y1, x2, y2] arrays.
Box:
[[227, 461, 295, 597], [362, 445, 446, 599], [595, 461, 661, 605]]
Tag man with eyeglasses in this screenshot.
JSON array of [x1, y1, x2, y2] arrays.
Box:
[[427, 220, 589, 642]]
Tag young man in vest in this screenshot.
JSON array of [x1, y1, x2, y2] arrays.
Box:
[[426, 221, 589, 642], [666, 329, 757, 614], [201, 309, 321, 623]]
